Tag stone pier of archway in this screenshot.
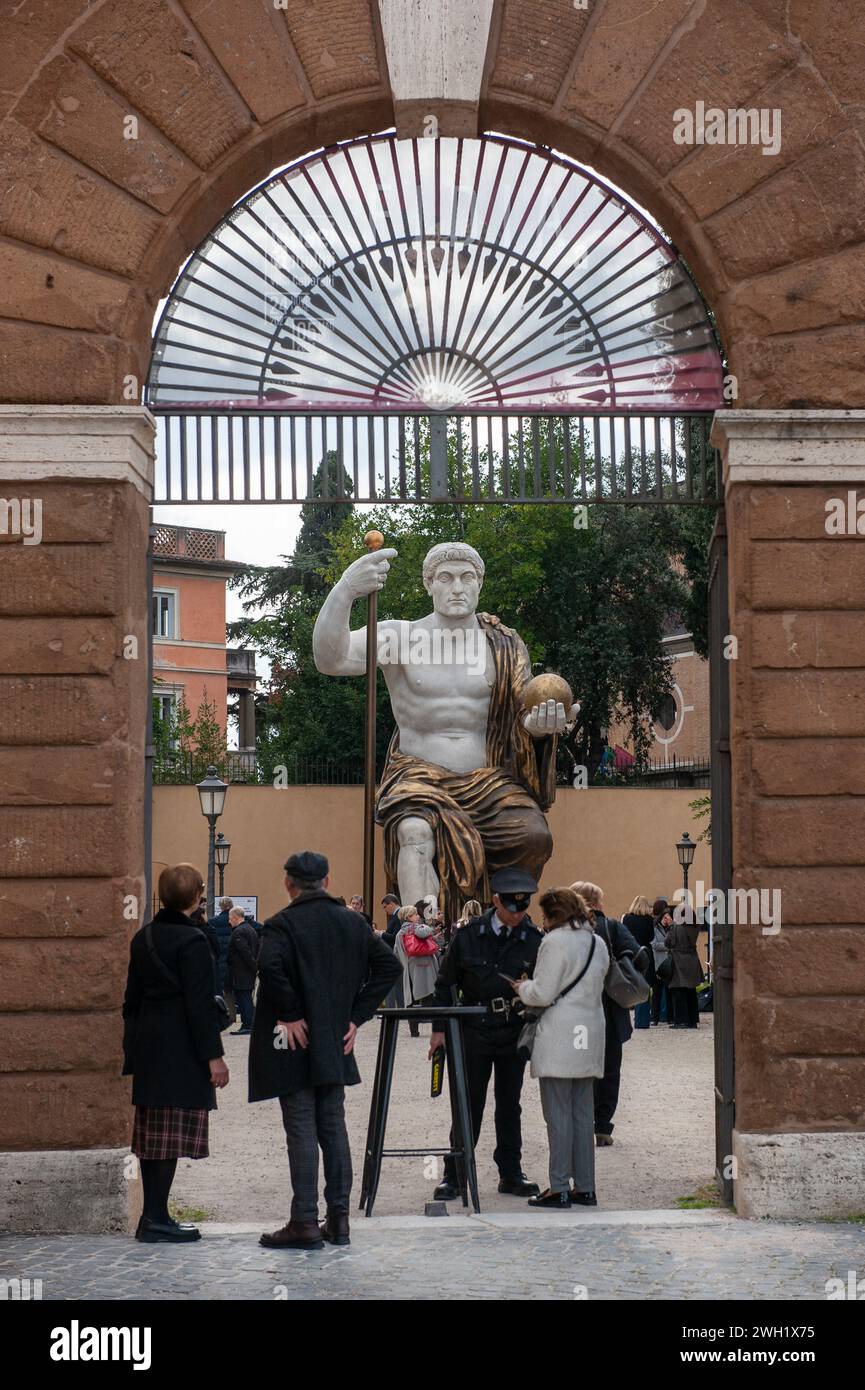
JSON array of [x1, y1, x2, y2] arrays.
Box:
[[714, 411, 865, 1218], [0, 407, 153, 1232]]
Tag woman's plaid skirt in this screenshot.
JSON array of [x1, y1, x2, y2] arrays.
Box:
[[132, 1106, 210, 1160]]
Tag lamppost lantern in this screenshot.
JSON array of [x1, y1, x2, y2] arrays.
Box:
[[214, 831, 231, 898], [676, 831, 696, 895], [196, 765, 228, 821], [196, 765, 228, 918]]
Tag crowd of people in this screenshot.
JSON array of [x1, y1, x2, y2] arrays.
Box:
[[121, 856, 707, 1247]]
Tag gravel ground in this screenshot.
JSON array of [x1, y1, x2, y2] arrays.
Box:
[[173, 1015, 716, 1221]]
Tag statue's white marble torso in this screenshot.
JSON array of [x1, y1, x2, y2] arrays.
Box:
[[312, 542, 574, 902]]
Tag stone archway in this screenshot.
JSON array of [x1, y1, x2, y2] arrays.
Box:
[[1, 1, 862, 409], [1, 0, 864, 1230]]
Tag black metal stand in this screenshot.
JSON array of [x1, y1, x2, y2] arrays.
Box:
[[359, 1006, 486, 1217]]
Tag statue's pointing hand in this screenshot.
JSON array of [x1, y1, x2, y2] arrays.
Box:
[[341, 547, 398, 598], [524, 697, 580, 738]]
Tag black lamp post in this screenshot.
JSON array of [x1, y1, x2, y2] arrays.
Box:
[[197, 765, 228, 918], [676, 831, 696, 898], [214, 832, 231, 898]]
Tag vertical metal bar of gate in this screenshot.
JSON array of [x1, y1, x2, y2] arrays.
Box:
[[144, 520, 156, 929], [429, 414, 448, 500], [709, 504, 734, 1205]]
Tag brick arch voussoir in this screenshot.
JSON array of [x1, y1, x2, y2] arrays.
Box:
[[481, 97, 733, 353], [130, 93, 395, 377]]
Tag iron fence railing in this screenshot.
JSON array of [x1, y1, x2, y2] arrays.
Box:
[[152, 409, 720, 506], [152, 749, 709, 788], [152, 750, 368, 786], [570, 756, 711, 788]]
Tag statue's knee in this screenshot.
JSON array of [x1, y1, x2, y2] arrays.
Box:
[[396, 816, 435, 852], [527, 816, 553, 865]]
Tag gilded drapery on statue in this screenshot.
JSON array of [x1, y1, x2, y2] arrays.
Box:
[[377, 613, 557, 924]]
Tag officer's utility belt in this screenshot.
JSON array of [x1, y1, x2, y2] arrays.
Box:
[[483, 996, 519, 1022]]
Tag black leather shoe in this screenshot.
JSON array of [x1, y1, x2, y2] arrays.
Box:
[[433, 1180, 459, 1201], [497, 1174, 540, 1197], [136, 1216, 201, 1243], [527, 1188, 570, 1209], [570, 1189, 598, 1206]]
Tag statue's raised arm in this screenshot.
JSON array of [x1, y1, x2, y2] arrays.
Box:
[[312, 547, 398, 676]]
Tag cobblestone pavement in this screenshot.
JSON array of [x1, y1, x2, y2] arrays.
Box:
[[3, 1213, 864, 1300]]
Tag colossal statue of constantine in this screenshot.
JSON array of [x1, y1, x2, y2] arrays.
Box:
[[312, 541, 575, 922]]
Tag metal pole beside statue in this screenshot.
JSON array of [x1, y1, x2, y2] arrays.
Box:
[[363, 530, 384, 916]]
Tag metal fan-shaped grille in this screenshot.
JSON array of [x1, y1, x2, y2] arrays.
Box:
[[147, 134, 724, 413]]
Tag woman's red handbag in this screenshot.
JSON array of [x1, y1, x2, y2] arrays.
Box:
[[403, 931, 439, 958]]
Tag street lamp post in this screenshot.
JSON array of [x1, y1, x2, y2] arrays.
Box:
[[676, 831, 696, 900], [214, 832, 231, 899], [196, 765, 228, 918]]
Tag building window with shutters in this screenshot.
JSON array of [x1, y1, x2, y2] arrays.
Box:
[[152, 589, 177, 639]]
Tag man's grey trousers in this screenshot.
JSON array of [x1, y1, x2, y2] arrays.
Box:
[[279, 1085, 352, 1222]]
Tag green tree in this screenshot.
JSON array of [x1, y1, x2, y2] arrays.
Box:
[[152, 690, 228, 783], [229, 429, 716, 775], [229, 451, 384, 775]]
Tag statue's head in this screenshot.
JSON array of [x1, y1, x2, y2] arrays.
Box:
[[422, 542, 485, 618]]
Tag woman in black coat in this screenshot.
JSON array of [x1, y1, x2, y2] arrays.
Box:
[[123, 863, 229, 1243], [623, 895, 656, 1030]]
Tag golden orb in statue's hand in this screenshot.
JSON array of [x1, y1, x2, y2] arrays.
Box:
[[364, 530, 385, 551], [522, 673, 574, 713]]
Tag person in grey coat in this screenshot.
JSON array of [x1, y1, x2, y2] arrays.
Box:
[[248, 851, 400, 1252], [393, 901, 442, 1037], [665, 915, 703, 1028], [514, 888, 609, 1209]]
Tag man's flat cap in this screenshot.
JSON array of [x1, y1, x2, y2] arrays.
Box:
[[284, 850, 329, 884], [490, 868, 538, 896]]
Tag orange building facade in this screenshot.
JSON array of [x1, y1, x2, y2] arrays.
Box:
[[152, 524, 253, 744], [606, 627, 710, 770]]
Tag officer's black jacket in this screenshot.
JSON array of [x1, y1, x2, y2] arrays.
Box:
[[431, 908, 543, 1046]]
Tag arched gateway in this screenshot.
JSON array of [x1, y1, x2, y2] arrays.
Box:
[[1, 0, 863, 1234]]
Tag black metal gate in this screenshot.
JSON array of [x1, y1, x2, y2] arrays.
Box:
[[708, 506, 734, 1202], [151, 408, 719, 506]]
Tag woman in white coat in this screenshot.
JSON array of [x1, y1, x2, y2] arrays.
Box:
[[513, 887, 609, 1209]]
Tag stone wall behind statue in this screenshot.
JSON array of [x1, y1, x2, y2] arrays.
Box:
[[152, 784, 713, 925]]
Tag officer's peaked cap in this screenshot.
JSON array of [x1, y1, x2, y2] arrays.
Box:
[[490, 868, 538, 896]]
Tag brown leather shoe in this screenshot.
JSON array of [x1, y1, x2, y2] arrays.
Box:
[[320, 1211, 350, 1246], [259, 1220, 324, 1250]]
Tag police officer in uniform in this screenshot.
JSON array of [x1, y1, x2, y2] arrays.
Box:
[[428, 868, 542, 1200]]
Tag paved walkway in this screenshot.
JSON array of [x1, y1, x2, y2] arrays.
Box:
[[175, 1015, 716, 1220], [3, 1212, 864, 1300]]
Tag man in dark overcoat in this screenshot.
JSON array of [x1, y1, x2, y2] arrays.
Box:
[[227, 907, 260, 1035], [249, 851, 400, 1251], [207, 896, 234, 993], [572, 880, 645, 1146]]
